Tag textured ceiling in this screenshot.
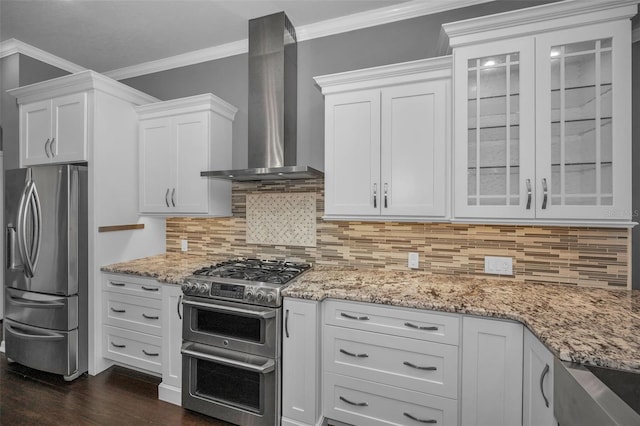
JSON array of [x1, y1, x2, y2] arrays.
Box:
[[0, 0, 408, 72]]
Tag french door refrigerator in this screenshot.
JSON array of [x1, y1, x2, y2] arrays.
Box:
[[4, 164, 87, 381]]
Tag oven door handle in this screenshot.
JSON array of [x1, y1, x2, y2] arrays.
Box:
[[182, 299, 277, 319], [181, 345, 275, 374]]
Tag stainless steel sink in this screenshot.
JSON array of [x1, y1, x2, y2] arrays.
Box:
[[554, 358, 640, 426]]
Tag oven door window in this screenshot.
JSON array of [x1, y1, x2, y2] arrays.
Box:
[[196, 357, 262, 412], [196, 308, 263, 343]]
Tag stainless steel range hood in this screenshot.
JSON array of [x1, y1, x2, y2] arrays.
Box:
[[202, 12, 323, 181]]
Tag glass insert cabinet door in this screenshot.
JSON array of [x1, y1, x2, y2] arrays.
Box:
[[454, 38, 536, 218], [535, 24, 631, 220]]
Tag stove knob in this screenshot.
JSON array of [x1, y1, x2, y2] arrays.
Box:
[[197, 283, 208, 294], [245, 290, 254, 300], [255, 290, 265, 302], [181, 282, 189, 293], [266, 293, 276, 304]]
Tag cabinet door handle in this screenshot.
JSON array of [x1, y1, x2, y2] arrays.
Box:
[[171, 188, 176, 207], [404, 322, 438, 331], [340, 312, 369, 321], [384, 183, 388, 208], [111, 341, 126, 348], [541, 178, 548, 210], [177, 294, 182, 320], [540, 363, 550, 408], [44, 138, 51, 158], [142, 349, 159, 357], [285, 309, 290, 338], [340, 348, 369, 358], [110, 307, 126, 313], [404, 412, 437, 423], [339, 396, 368, 407], [165, 188, 170, 207], [403, 361, 437, 371], [142, 286, 159, 292], [49, 137, 56, 157], [110, 281, 125, 287], [142, 313, 159, 320], [373, 183, 377, 208], [525, 179, 532, 210]]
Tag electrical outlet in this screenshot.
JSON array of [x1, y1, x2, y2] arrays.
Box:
[[181, 239, 188, 252], [408, 252, 419, 269], [484, 256, 513, 275]]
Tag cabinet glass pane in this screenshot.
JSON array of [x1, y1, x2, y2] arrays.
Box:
[[548, 38, 613, 207], [467, 52, 520, 206]]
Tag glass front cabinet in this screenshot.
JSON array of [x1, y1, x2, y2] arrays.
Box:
[[447, 1, 635, 224]]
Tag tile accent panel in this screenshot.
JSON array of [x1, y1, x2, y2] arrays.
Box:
[[166, 180, 630, 288]]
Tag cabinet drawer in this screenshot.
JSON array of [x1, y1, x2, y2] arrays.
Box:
[[324, 300, 459, 345], [103, 325, 162, 373], [103, 292, 162, 336], [324, 325, 458, 398], [323, 373, 458, 426], [102, 274, 162, 299]]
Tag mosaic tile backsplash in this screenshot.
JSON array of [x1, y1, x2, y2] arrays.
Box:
[[166, 180, 630, 289]]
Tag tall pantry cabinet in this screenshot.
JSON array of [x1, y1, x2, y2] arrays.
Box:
[[444, 0, 636, 225]]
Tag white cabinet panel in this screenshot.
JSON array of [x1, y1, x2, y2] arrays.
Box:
[[51, 92, 87, 163], [139, 118, 174, 213], [174, 112, 210, 214], [159, 284, 183, 406], [22, 99, 52, 166], [282, 298, 320, 426], [461, 316, 523, 426], [523, 328, 557, 426]]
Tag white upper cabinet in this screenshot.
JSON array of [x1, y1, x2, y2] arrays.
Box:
[[445, 0, 636, 225], [137, 94, 237, 216], [21, 92, 87, 166], [315, 57, 451, 221]]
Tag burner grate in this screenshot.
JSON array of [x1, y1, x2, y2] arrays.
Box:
[[193, 259, 311, 284]]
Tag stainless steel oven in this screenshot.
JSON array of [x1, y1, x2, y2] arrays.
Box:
[[180, 259, 310, 426]]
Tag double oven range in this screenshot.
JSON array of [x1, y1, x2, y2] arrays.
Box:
[[180, 259, 311, 426]]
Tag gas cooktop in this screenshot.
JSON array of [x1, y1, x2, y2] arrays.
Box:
[[182, 259, 312, 307]]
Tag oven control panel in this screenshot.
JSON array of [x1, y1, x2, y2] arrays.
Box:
[[210, 283, 245, 300], [181, 279, 282, 307]]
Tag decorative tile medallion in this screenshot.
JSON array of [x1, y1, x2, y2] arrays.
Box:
[[246, 192, 316, 247]]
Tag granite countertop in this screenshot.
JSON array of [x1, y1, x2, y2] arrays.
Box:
[[101, 254, 640, 373]]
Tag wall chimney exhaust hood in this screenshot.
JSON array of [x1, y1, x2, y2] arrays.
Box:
[[201, 12, 323, 181]]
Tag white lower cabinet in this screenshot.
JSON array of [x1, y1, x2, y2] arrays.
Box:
[[102, 274, 163, 374], [523, 328, 557, 426], [282, 298, 321, 426], [461, 316, 524, 426], [321, 300, 460, 426], [159, 284, 183, 406]]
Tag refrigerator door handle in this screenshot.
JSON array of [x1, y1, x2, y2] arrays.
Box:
[[29, 181, 43, 274], [16, 181, 32, 277], [7, 294, 66, 309], [7, 226, 17, 270]]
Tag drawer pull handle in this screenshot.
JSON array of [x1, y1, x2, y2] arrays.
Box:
[[142, 349, 159, 357], [403, 361, 437, 371], [404, 322, 438, 331], [340, 348, 369, 358], [340, 312, 369, 321], [110, 307, 126, 313], [111, 341, 126, 348], [540, 363, 550, 408], [142, 313, 159, 320], [141, 286, 159, 292], [339, 396, 368, 407], [404, 412, 437, 423], [110, 281, 125, 287]]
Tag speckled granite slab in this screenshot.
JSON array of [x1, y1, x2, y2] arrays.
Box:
[[101, 255, 640, 373], [283, 268, 640, 373]]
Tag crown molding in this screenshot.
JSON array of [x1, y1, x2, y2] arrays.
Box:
[[136, 93, 238, 121], [314, 56, 452, 95], [443, 0, 639, 48], [104, 0, 491, 80], [8, 70, 158, 105], [104, 39, 248, 81], [0, 38, 86, 73]]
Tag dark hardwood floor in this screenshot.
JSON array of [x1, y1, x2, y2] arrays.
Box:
[[0, 353, 233, 425]]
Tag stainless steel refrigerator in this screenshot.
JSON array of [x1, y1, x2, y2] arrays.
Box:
[[4, 164, 87, 381]]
